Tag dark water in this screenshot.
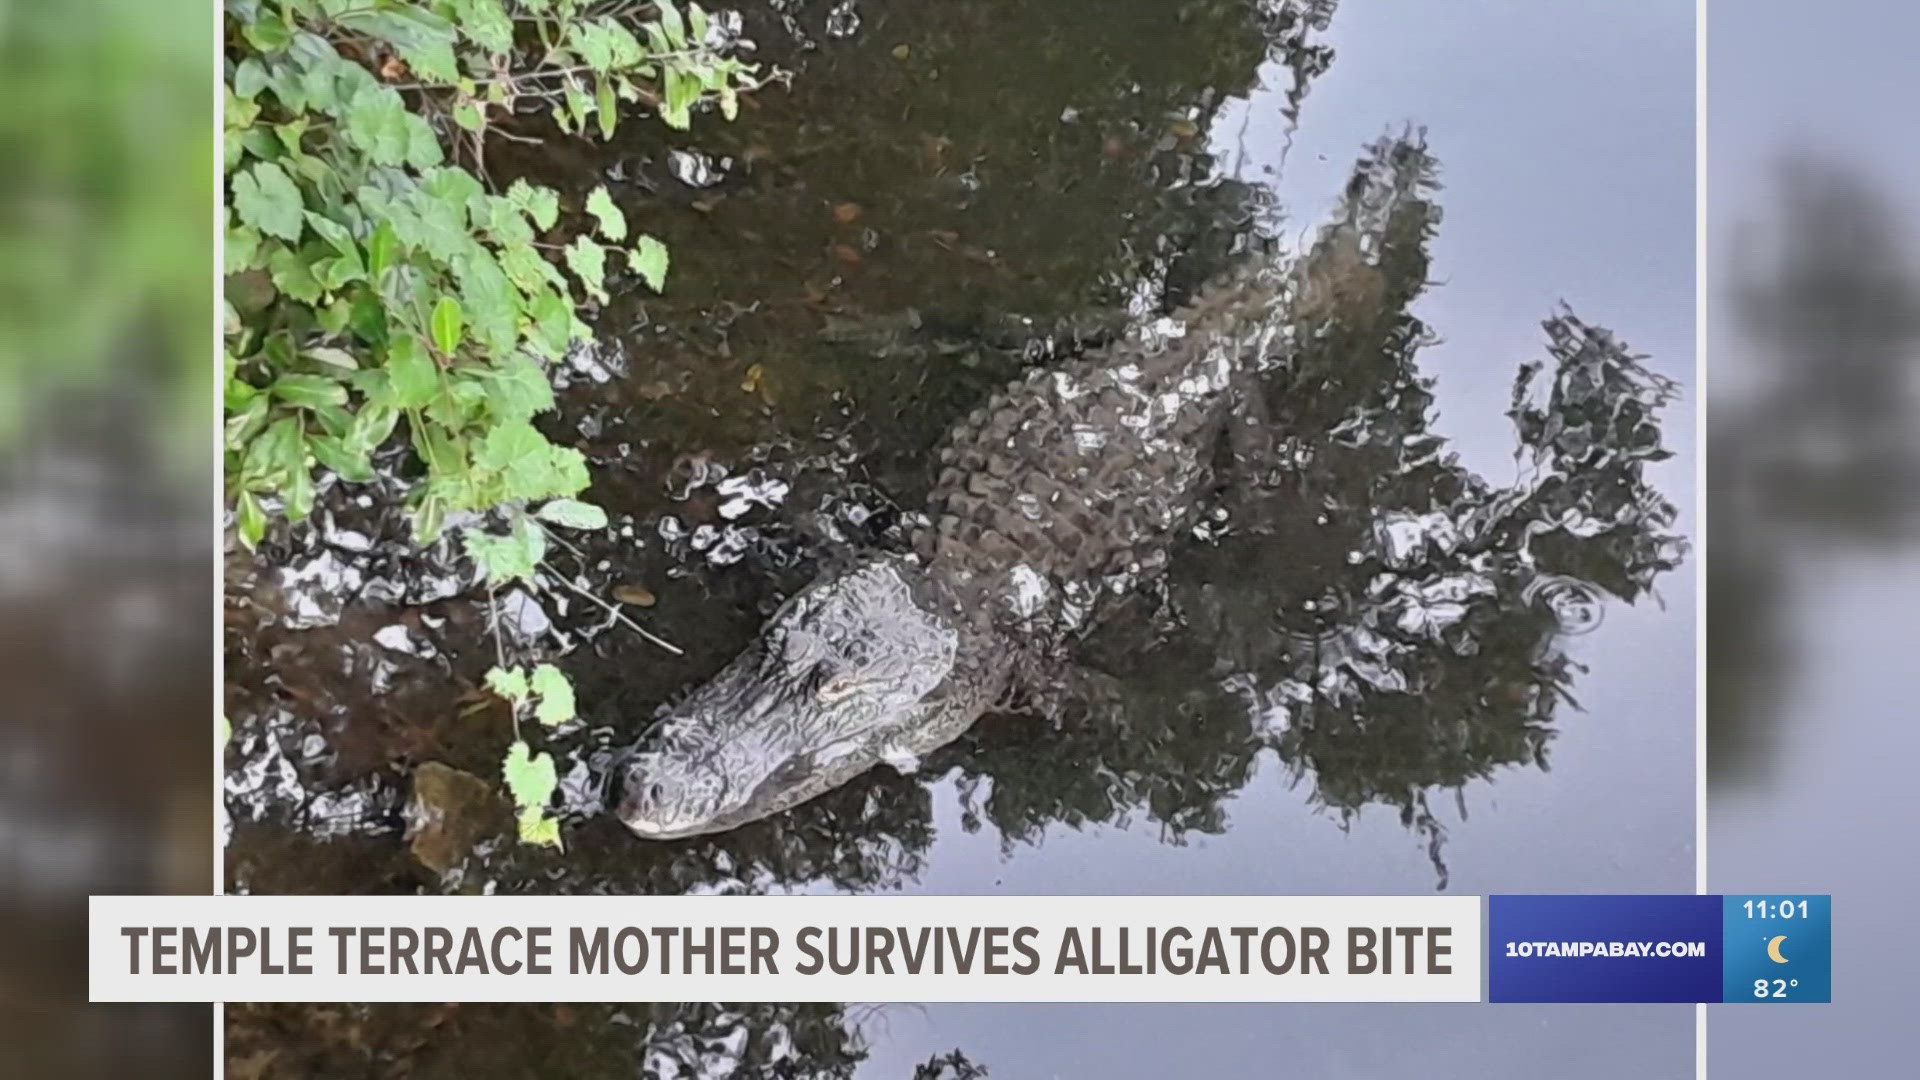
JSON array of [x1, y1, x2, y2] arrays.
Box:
[[223, 1, 1696, 1075]]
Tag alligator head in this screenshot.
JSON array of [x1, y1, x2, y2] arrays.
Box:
[[615, 557, 960, 839]]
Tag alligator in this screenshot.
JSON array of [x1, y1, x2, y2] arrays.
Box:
[[615, 259, 1298, 839]]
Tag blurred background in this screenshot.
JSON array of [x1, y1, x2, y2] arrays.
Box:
[[1706, 0, 1919, 1073], [0, 0, 214, 1075]]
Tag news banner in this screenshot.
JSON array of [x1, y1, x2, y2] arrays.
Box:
[[88, 893, 1828, 1004]]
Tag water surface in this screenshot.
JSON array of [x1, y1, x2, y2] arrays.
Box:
[[223, 1, 1696, 1074]]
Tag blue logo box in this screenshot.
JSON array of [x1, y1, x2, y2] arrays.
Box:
[[1490, 895, 1723, 1002], [1488, 894, 1832, 1003]]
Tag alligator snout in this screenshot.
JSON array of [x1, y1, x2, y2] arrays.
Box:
[[614, 751, 732, 840]]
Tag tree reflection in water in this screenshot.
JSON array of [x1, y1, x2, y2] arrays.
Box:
[[940, 134, 1685, 887]]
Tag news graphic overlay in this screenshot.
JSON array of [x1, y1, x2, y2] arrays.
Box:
[[1489, 894, 1722, 1002], [90, 894, 1481, 1003], [1722, 895, 1831, 1003], [1488, 894, 1831, 1003]]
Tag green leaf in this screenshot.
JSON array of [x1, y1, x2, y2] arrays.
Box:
[[225, 392, 270, 452], [564, 236, 608, 302], [528, 288, 576, 358], [345, 85, 413, 165], [501, 739, 557, 812], [244, 13, 292, 52], [485, 665, 530, 705], [412, 489, 449, 544], [535, 499, 608, 530], [366, 221, 400, 279], [236, 491, 267, 549], [313, 253, 366, 292], [303, 212, 358, 259], [560, 80, 591, 136], [689, 3, 711, 44], [233, 58, 271, 100], [309, 433, 375, 483], [280, 49, 339, 115], [498, 243, 556, 294], [239, 127, 282, 162], [455, 0, 516, 56], [660, 68, 696, 130], [604, 21, 645, 67], [226, 224, 264, 271], [477, 192, 528, 240], [386, 335, 439, 409], [595, 76, 618, 139], [268, 247, 323, 303], [463, 527, 533, 586], [479, 354, 556, 421], [411, 421, 466, 486], [512, 507, 550, 569], [407, 189, 468, 262], [529, 189, 559, 232], [241, 414, 298, 486], [548, 445, 590, 496], [403, 112, 444, 169], [347, 401, 400, 453], [421, 166, 486, 215], [508, 179, 560, 232], [517, 806, 563, 849], [311, 403, 355, 440], [452, 248, 521, 356], [656, 0, 688, 49], [305, 347, 359, 371], [574, 21, 615, 72], [226, 90, 261, 135], [335, 6, 461, 82], [585, 185, 627, 242], [404, 39, 461, 84], [271, 373, 349, 410], [530, 664, 576, 726], [316, 297, 353, 336], [474, 421, 541, 480], [283, 434, 316, 522], [453, 99, 484, 132], [430, 296, 464, 354], [630, 234, 670, 293], [232, 162, 306, 242], [472, 423, 586, 503]]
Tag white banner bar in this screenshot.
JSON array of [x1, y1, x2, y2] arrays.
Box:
[[90, 894, 1482, 1003]]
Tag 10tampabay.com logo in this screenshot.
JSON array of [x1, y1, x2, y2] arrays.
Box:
[[1488, 894, 1830, 1003]]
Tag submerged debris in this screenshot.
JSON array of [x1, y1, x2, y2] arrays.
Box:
[[406, 762, 507, 877]]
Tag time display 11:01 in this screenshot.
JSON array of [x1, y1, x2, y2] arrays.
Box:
[[1742, 899, 1810, 919]]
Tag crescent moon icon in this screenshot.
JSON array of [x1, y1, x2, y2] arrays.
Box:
[[1767, 935, 1789, 964]]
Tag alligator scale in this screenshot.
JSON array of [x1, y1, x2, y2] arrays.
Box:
[[616, 263, 1295, 838]]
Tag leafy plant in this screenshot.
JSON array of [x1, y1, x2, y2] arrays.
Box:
[[222, 0, 763, 553], [485, 659, 577, 846], [225, 0, 758, 847], [486, 660, 577, 727], [501, 736, 562, 848]]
